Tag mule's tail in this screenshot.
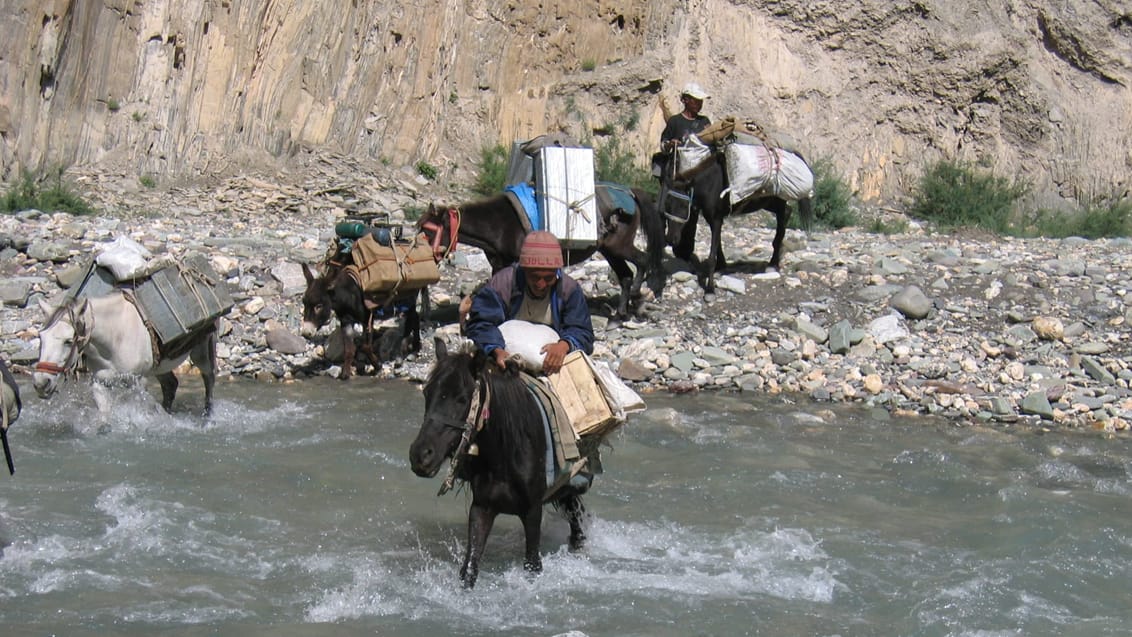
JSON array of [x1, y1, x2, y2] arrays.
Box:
[[633, 187, 668, 299], [797, 196, 815, 232]]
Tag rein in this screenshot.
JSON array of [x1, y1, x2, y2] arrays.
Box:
[[420, 207, 461, 261], [34, 300, 93, 378], [438, 371, 492, 496]]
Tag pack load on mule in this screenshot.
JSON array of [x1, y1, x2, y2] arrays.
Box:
[[682, 116, 814, 206], [68, 237, 234, 347], [503, 134, 603, 249], [329, 215, 440, 295]]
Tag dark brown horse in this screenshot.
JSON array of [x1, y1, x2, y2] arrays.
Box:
[[300, 261, 424, 380], [419, 183, 667, 315], [660, 149, 814, 293], [409, 338, 587, 588]]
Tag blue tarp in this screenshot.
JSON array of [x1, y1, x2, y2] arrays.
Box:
[[504, 182, 541, 230]]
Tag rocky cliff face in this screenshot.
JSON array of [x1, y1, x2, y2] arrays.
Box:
[[1, 0, 1129, 209]]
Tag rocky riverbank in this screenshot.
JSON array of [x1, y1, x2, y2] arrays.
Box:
[[2, 159, 1131, 432]]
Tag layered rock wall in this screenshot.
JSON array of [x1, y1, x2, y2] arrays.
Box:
[[1, 0, 1129, 208]]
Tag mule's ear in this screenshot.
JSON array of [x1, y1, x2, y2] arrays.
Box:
[[37, 297, 55, 318], [434, 336, 447, 359], [301, 263, 315, 283]]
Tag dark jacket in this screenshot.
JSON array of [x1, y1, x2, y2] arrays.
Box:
[[465, 264, 594, 356]]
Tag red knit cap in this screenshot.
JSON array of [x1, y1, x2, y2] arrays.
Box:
[[519, 231, 564, 269]]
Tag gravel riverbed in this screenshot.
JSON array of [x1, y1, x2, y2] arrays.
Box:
[[2, 160, 1131, 432]]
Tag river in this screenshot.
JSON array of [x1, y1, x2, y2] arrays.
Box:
[[1, 375, 1130, 636]]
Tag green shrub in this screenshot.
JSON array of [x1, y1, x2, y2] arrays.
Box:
[[1025, 197, 1132, 239], [1, 169, 95, 216], [415, 160, 438, 181], [106, 98, 120, 112], [474, 144, 510, 195], [909, 159, 1027, 234], [132, 111, 144, 122], [139, 175, 157, 189], [867, 216, 909, 235], [581, 59, 597, 72], [594, 130, 653, 193], [797, 157, 856, 230]]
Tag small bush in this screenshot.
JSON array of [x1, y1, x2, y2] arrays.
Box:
[[1, 169, 95, 216], [416, 161, 438, 181], [798, 157, 856, 230], [909, 159, 1027, 234], [139, 175, 157, 189], [474, 144, 510, 195], [1025, 197, 1132, 239], [867, 217, 909, 235], [132, 111, 144, 122], [581, 59, 597, 72], [106, 98, 120, 112], [594, 128, 653, 193]]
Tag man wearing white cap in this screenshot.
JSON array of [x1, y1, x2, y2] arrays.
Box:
[[652, 82, 712, 182], [660, 82, 712, 151]]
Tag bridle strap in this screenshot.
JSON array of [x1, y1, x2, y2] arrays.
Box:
[[422, 207, 461, 262], [438, 373, 492, 496], [35, 300, 93, 378]]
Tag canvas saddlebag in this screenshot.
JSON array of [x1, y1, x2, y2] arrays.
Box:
[[346, 233, 440, 294]]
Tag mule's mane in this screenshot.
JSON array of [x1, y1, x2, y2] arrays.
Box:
[[429, 352, 541, 466]]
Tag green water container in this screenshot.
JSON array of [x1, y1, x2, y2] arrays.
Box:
[[335, 222, 368, 239]]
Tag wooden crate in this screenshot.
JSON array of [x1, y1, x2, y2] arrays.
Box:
[[546, 351, 616, 437], [134, 254, 234, 345]]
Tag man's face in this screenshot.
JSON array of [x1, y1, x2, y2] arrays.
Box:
[[524, 268, 558, 298], [682, 95, 703, 115]]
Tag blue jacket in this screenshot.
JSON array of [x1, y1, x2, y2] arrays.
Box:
[[465, 264, 595, 356]]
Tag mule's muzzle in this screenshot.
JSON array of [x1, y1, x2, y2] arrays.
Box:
[[299, 320, 319, 338], [32, 372, 58, 399], [409, 440, 443, 478]]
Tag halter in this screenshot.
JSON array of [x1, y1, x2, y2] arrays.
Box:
[[420, 207, 461, 261], [34, 300, 93, 378], [438, 372, 491, 496]]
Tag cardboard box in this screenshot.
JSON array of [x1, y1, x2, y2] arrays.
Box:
[[534, 146, 598, 248], [546, 351, 616, 437]]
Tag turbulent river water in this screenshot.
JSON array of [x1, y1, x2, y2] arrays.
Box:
[[1, 375, 1130, 636]]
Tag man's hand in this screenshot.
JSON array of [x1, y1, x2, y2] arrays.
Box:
[[540, 340, 571, 375], [492, 348, 510, 369]]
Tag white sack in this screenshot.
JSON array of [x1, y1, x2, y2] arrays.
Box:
[[676, 135, 712, 173], [498, 320, 560, 373], [587, 358, 646, 419], [724, 143, 814, 205], [95, 236, 153, 281]]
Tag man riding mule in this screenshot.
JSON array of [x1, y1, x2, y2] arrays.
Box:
[[464, 231, 595, 493]]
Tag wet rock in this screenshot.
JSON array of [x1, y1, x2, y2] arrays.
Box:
[[266, 327, 308, 355], [1021, 391, 1055, 419]]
